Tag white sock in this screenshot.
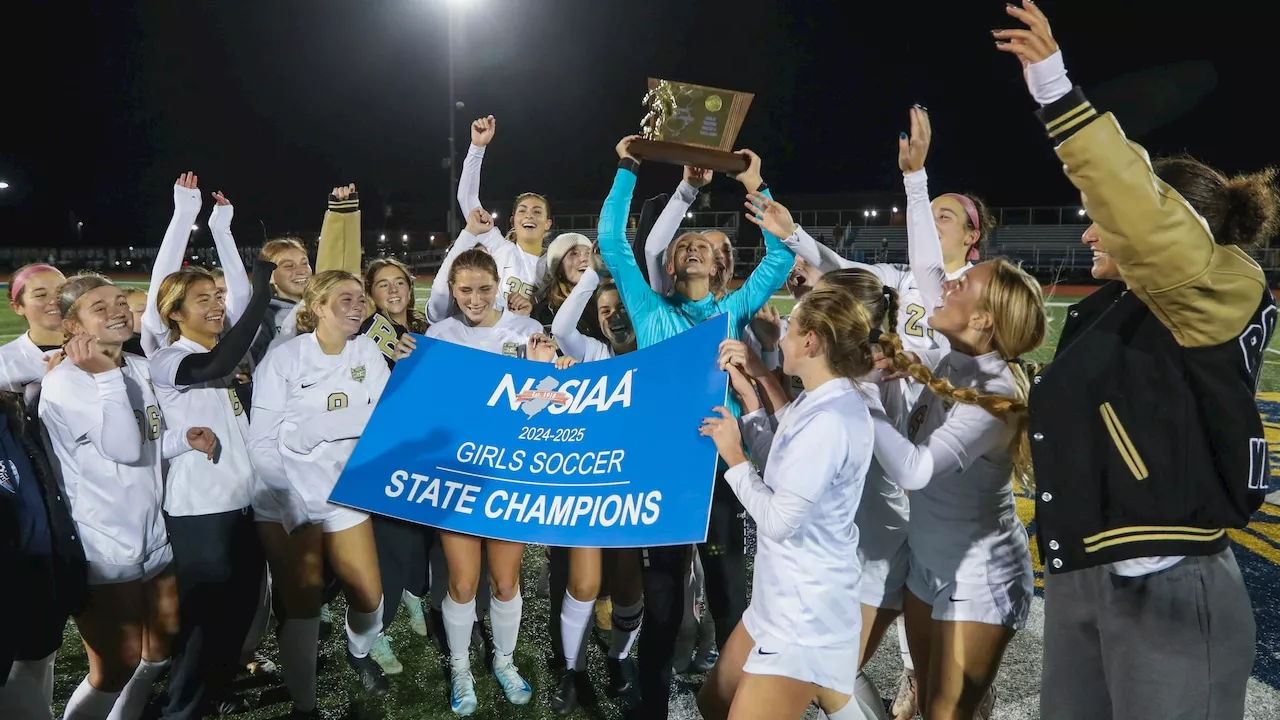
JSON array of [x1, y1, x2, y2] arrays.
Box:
[[106, 658, 169, 720], [346, 596, 384, 658], [63, 678, 120, 720], [822, 672, 889, 719], [897, 615, 913, 672], [488, 589, 523, 663], [279, 616, 320, 712], [442, 595, 476, 665], [560, 593, 595, 672], [609, 600, 643, 659]]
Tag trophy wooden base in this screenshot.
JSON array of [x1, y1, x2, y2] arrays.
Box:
[[629, 139, 749, 175]]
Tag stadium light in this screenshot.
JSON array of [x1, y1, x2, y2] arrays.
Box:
[[78, 221, 84, 227], [870, 209, 878, 217], [430, 234, 436, 241], [863, 210, 870, 218], [685, 212, 693, 219], [0, 181, 9, 189], [491, 210, 499, 219], [379, 234, 386, 241], [191, 224, 199, 232], [891, 206, 899, 213], [402, 234, 409, 241], [1077, 208, 1086, 216]]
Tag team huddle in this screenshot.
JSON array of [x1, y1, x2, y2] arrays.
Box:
[[2, 5, 1276, 720]]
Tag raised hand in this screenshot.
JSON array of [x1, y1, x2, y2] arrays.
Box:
[[897, 106, 931, 174], [994, 0, 1060, 68], [526, 333, 558, 363], [732, 150, 763, 193], [331, 183, 357, 201], [176, 172, 199, 191], [616, 135, 642, 162], [684, 166, 713, 189], [750, 304, 782, 351], [187, 427, 219, 461], [211, 191, 231, 206], [464, 206, 494, 236], [471, 115, 497, 147], [64, 334, 115, 375], [744, 191, 797, 239]]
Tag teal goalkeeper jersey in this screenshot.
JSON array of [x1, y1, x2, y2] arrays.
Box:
[[597, 165, 795, 417]]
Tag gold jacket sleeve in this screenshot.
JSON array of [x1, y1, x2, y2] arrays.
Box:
[[1039, 88, 1265, 348], [316, 192, 362, 274]]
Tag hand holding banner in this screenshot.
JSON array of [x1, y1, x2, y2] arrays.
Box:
[[329, 315, 730, 547]]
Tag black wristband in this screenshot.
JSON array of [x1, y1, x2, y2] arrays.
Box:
[[617, 158, 640, 174], [328, 191, 359, 214], [756, 181, 770, 193]]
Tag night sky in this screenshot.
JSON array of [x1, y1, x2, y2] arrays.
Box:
[[4, 0, 1270, 247]]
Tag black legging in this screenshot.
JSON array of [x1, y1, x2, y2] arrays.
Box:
[[632, 476, 748, 719], [371, 516, 434, 629]]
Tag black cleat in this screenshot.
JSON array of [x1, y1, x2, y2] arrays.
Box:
[[607, 657, 638, 700], [550, 669, 580, 716], [346, 649, 390, 698]]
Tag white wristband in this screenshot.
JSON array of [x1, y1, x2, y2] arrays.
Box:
[[1025, 50, 1073, 107]]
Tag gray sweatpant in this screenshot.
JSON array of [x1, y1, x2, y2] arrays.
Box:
[[1041, 549, 1255, 720]]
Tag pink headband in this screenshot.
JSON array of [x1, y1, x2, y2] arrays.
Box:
[[940, 193, 982, 263], [9, 264, 59, 302]]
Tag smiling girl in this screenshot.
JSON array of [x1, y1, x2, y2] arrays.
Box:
[[0, 263, 66, 397], [41, 274, 216, 720], [147, 251, 276, 716], [247, 271, 393, 717]]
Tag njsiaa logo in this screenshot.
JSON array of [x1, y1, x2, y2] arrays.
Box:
[[488, 370, 634, 418]]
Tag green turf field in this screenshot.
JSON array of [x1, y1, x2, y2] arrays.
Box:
[[8, 284, 1280, 719]]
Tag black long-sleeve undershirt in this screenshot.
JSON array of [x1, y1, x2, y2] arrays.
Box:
[[173, 260, 277, 387]]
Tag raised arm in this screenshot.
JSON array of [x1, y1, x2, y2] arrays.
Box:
[[207, 192, 251, 325], [427, 208, 494, 323], [317, 185, 361, 275], [550, 266, 607, 361], [144, 173, 203, 357], [733, 181, 798, 328], [897, 107, 947, 311], [999, 5, 1265, 347], [169, 260, 276, 387], [597, 138, 662, 323], [645, 169, 710, 293], [457, 116, 495, 217]]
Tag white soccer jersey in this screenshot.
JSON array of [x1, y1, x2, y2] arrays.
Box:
[[426, 310, 544, 357], [247, 333, 390, 533], [39, 355, 176, 582], [882, 350, 1031, 587], [550, 267, 614, 363], [729, 377, 874, 647], [0, 333, 52, 393], [150, 337, 254, 516], [855, 379, 910, 550], [453, 142, 545, 309]]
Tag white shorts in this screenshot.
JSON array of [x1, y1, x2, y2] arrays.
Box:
[[858, 537, 910, 611], [906, 556, 1032, 629], [741, 606, 859, 695], [253, 503, 368, 534], [87, 543, 173, 585]]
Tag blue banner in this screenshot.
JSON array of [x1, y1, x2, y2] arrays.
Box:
[[329, 315, 730, 547]]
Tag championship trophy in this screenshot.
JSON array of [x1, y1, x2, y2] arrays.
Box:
[[630, 78, 754, 174]]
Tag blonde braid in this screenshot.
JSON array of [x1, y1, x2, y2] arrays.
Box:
[[877, 333, 1035, 491]]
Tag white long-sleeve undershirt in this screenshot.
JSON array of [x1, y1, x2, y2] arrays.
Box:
[[549, 267, 610, 362], [904, 169, 947, 312], [643, 180, 700, 294], [143, 185, 203, 357]]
